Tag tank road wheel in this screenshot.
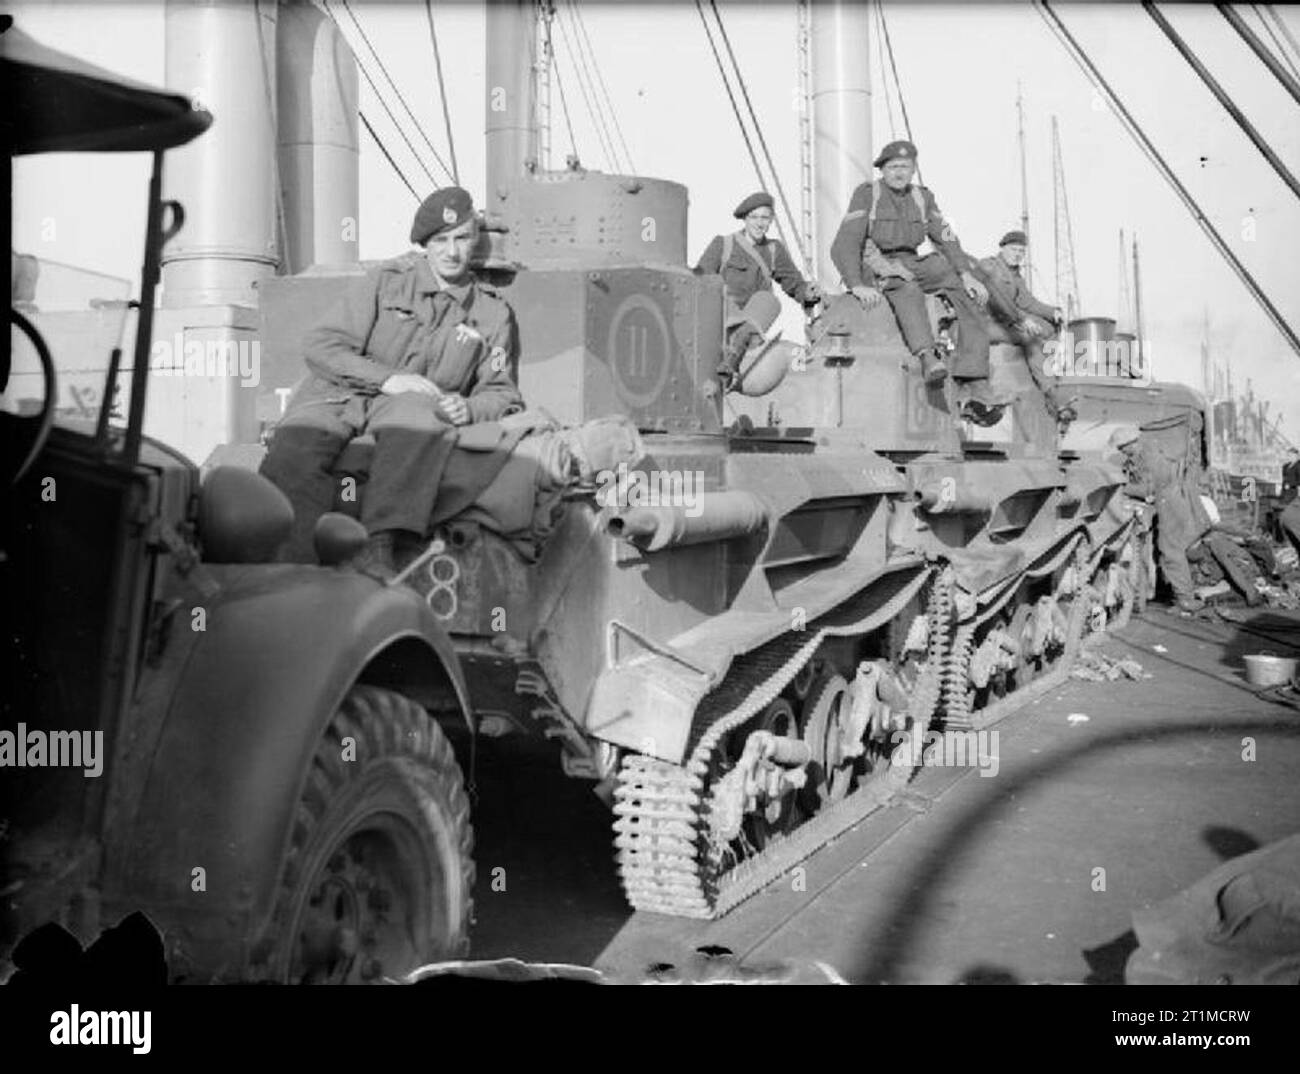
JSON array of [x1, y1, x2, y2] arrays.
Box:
[[742, 698, 803, 850], [802, 672, 854, 805], [254, 686, 475, 984]]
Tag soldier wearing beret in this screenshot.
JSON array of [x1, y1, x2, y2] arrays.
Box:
[[830, 140, 1008, 423], [694, 191, 822, 388], [261, 186, 523, 572], [973, 231, 1075, 426]]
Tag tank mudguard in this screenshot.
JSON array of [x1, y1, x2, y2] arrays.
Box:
[[100, 565, 470, 976]]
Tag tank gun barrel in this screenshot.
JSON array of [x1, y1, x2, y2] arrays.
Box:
[[605, 492, 769, 552]]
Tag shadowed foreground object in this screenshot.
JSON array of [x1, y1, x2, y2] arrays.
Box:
[[199, 466, 294, 564]]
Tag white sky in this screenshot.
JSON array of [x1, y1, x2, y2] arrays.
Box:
[[12, 0, 1300, 434]]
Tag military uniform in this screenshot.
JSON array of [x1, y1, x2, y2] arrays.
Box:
[[1119, 432, 1208, 605], [693, 230, 814, 312], [694, 191, 817, 380], [974, 235, 1072, 420], [829, 141, 991, 385], [261, 249, 522, 562]]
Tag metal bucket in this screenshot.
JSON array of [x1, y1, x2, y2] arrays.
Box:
[[1242, 653, 1298, 687]]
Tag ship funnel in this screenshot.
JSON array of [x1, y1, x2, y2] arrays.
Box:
[[810, 0, 872, 286]]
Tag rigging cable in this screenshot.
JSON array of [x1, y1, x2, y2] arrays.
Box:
[[873, 0, 899, 140], [424, 0, 459, 184], [339, 0, 455, 182], [694, 0, 767, 202], [556, 3, 617, 171], [876, 0, 922, 186], [360, 111, 420, 201], [321, 0, 442, 188], [1263, 5, 1300, 72], [544, 6, 580, 164], [567, 0, 636, 174], [1252, 5, 1300, 82], [1217, 3, 1300, 107], [1034, 0, 1300, 359], [709, 0, 809, 269], [1147, 3, 1300, 200]]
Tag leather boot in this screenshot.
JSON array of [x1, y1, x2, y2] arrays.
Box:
[[918, 347, 949, 387]]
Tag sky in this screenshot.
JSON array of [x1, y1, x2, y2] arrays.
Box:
[[11, 0, 1300, 437]]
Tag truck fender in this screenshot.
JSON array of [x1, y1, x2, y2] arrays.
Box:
[[101, 567, 470, 976]]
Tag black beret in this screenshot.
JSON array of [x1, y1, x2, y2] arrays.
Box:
[[733, 191, 775, 219], [873, 140, 917, 169], [999, 230, 1028, 247], [410, 186, 475, 245]]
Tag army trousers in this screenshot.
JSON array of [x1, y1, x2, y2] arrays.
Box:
[[260, 391, 457, 562], [878, 252, 990, 379], [1152, 491, 1198, 602], [1279, 502, 1300, 556]]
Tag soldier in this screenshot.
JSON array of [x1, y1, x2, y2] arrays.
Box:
[[260, 186, 523, 573], [694, 191, 821, 388], [829, 139, 1006, 424], [973, 231, 1076, 424], [1110, 425, 1205, 613]]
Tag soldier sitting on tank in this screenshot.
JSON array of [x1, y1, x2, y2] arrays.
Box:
[[1110, 424, 1205, 613], [260, 186, 523, 575], [830, 140, 1010, 426], [693, 191, 822, 390], [970, 230, 1077, 426]]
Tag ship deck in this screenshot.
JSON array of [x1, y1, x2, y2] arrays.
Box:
[[465, 607, 1300, 984]]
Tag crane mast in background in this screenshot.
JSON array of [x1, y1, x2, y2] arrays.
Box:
[[1117, 228, 1133, 333], [1051, 115, 1081, 321]]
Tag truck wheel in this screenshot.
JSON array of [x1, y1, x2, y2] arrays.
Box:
[[256, 686, 474, 984]]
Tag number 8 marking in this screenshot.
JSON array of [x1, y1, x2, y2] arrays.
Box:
[[424, 553, 460, 620]]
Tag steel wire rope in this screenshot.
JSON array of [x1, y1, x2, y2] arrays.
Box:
[[877, 0, 922, 187], [339, 0, 455, 183], [424, 0, 460, 184], [567, 0, 636, 174], [555, 2, 617, 171], [360, 111, 420, 201], [695, 0, 768, 200], [544, 5, 580, 164], [1034, 0, 1300, 359], [709, 0, 808, 269], [320, 0, 442, 189]]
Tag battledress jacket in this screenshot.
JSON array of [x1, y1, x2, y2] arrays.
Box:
[[295, 252, 523, 424]]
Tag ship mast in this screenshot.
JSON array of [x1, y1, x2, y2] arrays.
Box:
[[1016, 83, 1031, 289]]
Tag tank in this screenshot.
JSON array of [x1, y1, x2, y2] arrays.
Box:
[[247, 175, 1151, 921], [241, 2, 1144, 922]]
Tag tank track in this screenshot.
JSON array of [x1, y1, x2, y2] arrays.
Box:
[[613, 576, 952, 919]]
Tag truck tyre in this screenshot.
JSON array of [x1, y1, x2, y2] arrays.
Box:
[[255, 685, 474, 983]]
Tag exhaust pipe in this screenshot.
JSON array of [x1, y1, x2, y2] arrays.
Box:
[[605, 491, 768, 552]]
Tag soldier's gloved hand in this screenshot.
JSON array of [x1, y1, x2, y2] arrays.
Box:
[[962, 272, 989, 308], [851, 285, 884, 310], [1020, 317, 1046, 339], [438, 392, 472, 426], [1051, 307, 1065, 329], [381, 373, 440, 397]]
